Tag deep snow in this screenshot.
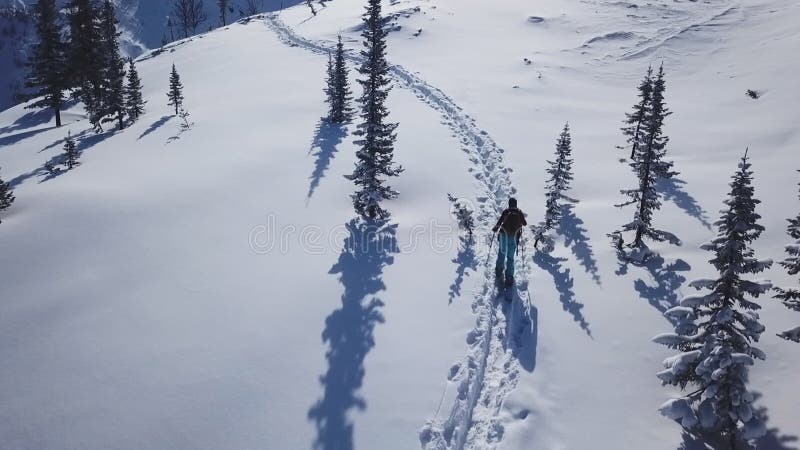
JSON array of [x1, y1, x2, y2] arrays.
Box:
[[1, 0, 799, 449]]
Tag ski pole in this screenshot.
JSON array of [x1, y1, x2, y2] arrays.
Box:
[[485, 229, 498, 265], [486, 210, 509, 265]]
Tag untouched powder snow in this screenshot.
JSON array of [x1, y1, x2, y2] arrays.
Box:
[[1, 1, 799, 449]]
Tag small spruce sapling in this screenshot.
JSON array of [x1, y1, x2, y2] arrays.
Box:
[[167, 63, 185, 115], [64, 132, 80, 170], [447, 194, 474, 241]]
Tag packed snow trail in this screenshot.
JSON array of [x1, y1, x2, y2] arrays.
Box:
[[263, 13, 537, 449]]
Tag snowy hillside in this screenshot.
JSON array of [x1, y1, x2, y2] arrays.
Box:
[[1, 1, 799, 449], [0, 0, 301, 110]]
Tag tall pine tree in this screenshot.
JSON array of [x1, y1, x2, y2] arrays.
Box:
[[622, 66, 653, 160], [167, 63, 185, 115], [65, 0, 105, 128], [346, 0, 403, 220], [0, 168, 14, 224], [124, 58, 146, 121], [774, 172, 800, 343], [99, 0, 126, 130], [654, 151, 771, 446], [615, 64, 679, 248], [543, 123, 575, 230], [330, 34, 353, 123], [26, 0, 67, 127]]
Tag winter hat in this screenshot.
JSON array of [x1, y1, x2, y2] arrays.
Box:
[[508, 197, 517, 208]]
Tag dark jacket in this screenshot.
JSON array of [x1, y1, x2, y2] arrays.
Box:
[[492, 207, 527, 237]]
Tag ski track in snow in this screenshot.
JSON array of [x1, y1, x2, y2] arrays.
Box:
[[263, 13, 537, 450]]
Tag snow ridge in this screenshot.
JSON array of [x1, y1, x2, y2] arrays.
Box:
[[263, 13, 535, 450]]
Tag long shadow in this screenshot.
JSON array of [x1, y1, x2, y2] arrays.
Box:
[[0, 99, 79, 135], [502, 279, 539, 372], [138, 115, 172, 140], [556, 204, 601, 285], [9, 128, 117, 187], [0, 125, 58, 147], [632, 251, 690, 322], [307, 219, 398, 450], [658, 177, 712, 230], [755, 392, 799, 450], [676, 394, 798, 450], [0, 108, 53, 135], [307, 118, 347, 202], [533, 252, 592, 337], [448, 235, 477, 304]]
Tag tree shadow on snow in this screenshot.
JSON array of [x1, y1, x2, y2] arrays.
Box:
[[501, 279, 539, 372], [756, 396, 800, 450], [9, 128, 118, 187], [0, 99, 79, 136], [448, 235, 477, 304], [533, 252, 592, 337], [138, 115, 172, 140], [307, 118, 347, 202], [0, 108, 53, 135], [658, 177, 712, 230], [630, 251, 691, 323], [676, 394, 798, 450], [556, 203, 601, 285], [307, 219, 399, 450], [0, 125, 59, 148]]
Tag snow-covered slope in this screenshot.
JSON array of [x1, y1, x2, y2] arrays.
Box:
[[0, 0, 302, 110], [1, 1, 799, 449]]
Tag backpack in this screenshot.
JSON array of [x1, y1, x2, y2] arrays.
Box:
[[502, 208, 525, 236]]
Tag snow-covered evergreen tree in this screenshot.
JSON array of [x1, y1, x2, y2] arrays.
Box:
[[167, 63, 185, 115], [622, 65, 653, 160], [615, 64, 679, 248], [653, 151, 772, 446], [0, 168, 14, 224], [65, 0, 105, 128], [26, 0, 67, 127], [447, 193, 474, 241], [330, 34, 353, 123], [534, 123, 575, 249], [64, 132, 80, 170], [544, 123, 575, 230], [346, 0, 403, 220], [124, 58, 146, 121], [99, 0, 126, 130], [774, 173, 800, 343]]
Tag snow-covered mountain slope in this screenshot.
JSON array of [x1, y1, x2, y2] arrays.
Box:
[[0, 0, 302, 110], [1, 1, 799, 449]]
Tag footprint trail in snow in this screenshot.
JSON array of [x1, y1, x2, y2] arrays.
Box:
[[263, 14, 538, 450]]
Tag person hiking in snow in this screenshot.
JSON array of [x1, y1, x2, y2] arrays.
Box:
[[492, 197, 527, 287]]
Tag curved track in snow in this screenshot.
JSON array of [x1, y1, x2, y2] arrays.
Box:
[[263, 14, 537, 449]]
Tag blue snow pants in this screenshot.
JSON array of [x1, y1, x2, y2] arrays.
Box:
[[495, 231, 518, 279]]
